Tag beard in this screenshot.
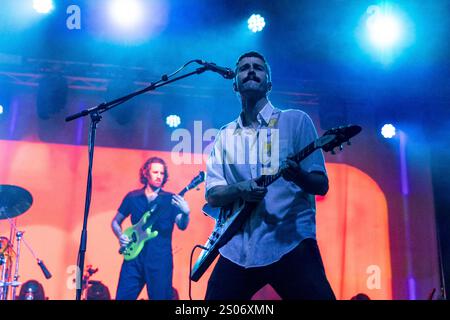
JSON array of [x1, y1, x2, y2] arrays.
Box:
[[149, 181, 162, 190]]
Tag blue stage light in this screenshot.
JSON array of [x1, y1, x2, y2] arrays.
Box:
[[0, 105, 3, 115]]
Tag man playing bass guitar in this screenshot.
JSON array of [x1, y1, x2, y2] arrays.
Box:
[[111, 157, 190, 300]]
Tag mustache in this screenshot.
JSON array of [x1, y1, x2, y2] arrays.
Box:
[[243, 75, 261, 83]]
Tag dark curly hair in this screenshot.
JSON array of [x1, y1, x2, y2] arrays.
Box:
[[139, 157, 169, 187]]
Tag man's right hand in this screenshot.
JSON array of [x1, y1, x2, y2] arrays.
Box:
[[237, 179, 268, 202], [119, 234, 130, 247]]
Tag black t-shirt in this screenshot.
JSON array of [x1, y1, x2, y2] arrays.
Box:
[[118, 188, 180, 259]]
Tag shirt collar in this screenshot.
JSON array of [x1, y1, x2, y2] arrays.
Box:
[[143, 186, 161, 195], [234, 101, 274, 134]]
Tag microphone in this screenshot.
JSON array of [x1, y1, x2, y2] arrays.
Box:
[[197, 60, 235, 79], [37, 259, 52, 279]]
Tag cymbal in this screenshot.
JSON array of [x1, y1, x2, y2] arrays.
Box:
[[0, 185, 33, 220]]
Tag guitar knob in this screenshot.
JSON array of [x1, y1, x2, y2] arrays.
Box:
[[331, 149, 336, 155], [347, 140, 351, 146], [339, 145, 343, 151]]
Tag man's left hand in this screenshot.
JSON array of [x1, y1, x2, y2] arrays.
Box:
[[281, 158, 303, 182], [172, 194, 190, 215]]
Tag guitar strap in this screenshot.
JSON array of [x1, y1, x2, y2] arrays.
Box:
[[261, 108, 281, 175], [145, 193, 163, 227]]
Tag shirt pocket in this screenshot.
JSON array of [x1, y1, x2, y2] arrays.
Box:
[[278, 139, 292, 160], [262, 138, 290, 175]]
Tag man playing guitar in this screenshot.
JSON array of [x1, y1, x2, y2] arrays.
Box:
[[204, 51, 336, 300], [111, 157, 190, 300]]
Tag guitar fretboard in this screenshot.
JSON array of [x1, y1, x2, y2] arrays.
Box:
[[257, 141, 317, 188]]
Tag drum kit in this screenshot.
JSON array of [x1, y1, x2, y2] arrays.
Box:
[[0, 184, 36, 300]]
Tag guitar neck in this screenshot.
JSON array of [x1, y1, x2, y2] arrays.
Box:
[[177, 172, 205, 196], [257, 141, 317, 188], [178, 187, 190, 197], [290, 141, 317, 163]]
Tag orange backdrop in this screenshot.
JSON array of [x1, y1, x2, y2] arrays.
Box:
[[0, 139, 391, 300]]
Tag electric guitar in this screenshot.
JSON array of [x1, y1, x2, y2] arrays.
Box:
[[190, 125, 362, 281], [119, 171, 205, 261]]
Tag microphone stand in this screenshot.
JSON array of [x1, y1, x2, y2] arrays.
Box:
[[65, 65, 209, 300]]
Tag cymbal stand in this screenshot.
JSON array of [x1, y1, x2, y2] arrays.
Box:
[[0, 250, 9, 300], [0, 219, 12, 300], [8, 219, 15, 250], [10, 230, 23, 300], [6, 217, 52, 300]]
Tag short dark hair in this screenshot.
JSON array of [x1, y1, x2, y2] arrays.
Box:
[[139, 157, 169, 187], [235, 51, 271, 81]]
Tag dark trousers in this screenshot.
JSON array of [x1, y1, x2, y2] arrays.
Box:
[[115, 255, 173, 300], [205, 238, 336, 300]]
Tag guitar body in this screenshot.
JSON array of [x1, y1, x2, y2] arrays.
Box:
[[190, 201, 257, 282], [121, 211, 158, 261]]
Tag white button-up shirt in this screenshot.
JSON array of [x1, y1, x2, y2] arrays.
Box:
[[206, 102, 327, 267]]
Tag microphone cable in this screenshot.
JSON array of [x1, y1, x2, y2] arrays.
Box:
[[188, 244, 208, 300]]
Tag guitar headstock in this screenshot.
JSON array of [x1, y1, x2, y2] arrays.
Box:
[[186, 171, 206, 189], [317, 125, 362, 154]]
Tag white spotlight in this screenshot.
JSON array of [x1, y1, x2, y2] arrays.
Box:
[[366, 5, 403, 49], [248, 14, 266, 33], [381, 123, 396, 139], [33, 0, 54, 14], [109, 0, 144, 29], [166, 115, 181, 128], [0, 105, 3, 115]]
